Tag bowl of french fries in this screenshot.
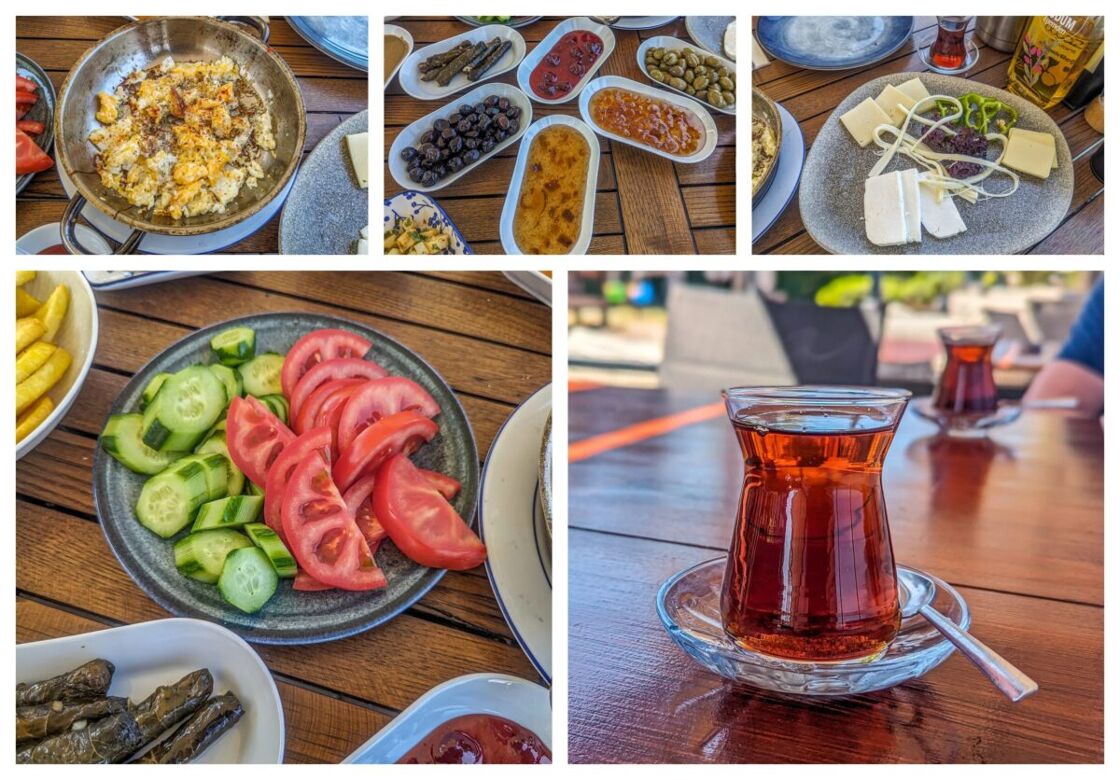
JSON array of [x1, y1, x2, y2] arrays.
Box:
[[16, 270, 98, 459]]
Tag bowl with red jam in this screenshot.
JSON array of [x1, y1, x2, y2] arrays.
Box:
[[517, 17, 615, 104]]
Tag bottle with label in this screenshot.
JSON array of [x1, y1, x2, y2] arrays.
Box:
[[1007, 16, 1104, 109], [1063, 43, 1104, 109]]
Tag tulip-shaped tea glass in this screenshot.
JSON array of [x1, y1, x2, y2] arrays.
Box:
[[932, 325, 1001, 415], [720, 386, 912, 662]]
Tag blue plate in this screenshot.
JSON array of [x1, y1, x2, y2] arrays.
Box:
[[92, 313, 479, 645], [287, 16, 367, 72], [756, 16, 913, 70], [752, 101, 804, 244]]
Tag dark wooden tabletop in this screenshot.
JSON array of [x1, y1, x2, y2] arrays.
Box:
[[385, 17, 736, 254], [16, 272, 551, 763], [752, 16, 1104, 254], [568, 385, 1103, 763], [15, 16, 368, 253]]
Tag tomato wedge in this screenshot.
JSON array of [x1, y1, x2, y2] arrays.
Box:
[[341, 473, 387, 550], [263, 426, 332, 539], [289, 358, 388, 421], [420, 469, 461, 500], [374, 454, 486, 570], [16, 128, 52, 175], [336, 377, 441, 454], [16, 75, 38, 93], [293, 377, 364, 435], [332, 410, 439, 491], [281, 451, 387, 591], [293, 570, 334, 592], [17, 119, 44, 135], [226, 395, 296, 488], [281, 329, 372, 399]]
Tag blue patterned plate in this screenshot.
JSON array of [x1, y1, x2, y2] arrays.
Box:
[[384, 192, 473, 254], [756, 16, 913, 70]]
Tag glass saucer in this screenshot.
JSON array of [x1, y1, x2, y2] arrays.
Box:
[[912, 398, 1022, 437], [656, 557, 970, 696], [915, 34, 981, 75]]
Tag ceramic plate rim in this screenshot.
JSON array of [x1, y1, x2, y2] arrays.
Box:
[[756, 16, 914, 70], [751, 101, 804, 243]]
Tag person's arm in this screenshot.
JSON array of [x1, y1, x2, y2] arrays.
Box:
[[1023, 358, 1105, 418]]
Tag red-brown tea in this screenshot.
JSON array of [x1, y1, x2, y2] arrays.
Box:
[[933, 327, 1000, 414]]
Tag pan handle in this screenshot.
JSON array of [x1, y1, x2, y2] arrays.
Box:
[[61, 193, 145, 255], [219, 16, 270, 44]]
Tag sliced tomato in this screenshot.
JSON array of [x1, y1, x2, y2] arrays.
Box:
[[281, 451, 387, 591], [226, 395, 296, 488], [336, 377, 441, 454], [16, 88, 37, 105], [293, 377, 364, 435], [420, 469, 461, 500], [16, 128, 52, 175], [288, 358, 388, 421], [17, 119, 44, 135], [332, 410, 439, 491], [16, 75, 38, 93], [292, 570, 334, 592], [341, 473, 387, 549], [374, 454, 486, 570], [281, 329, 372, 399], [263, 426, 332, 539]]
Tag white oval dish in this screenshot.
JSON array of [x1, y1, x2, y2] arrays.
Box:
[[579, 75, 718, 164], [16, 618, 285, 763], [398, 25, 526, 100], [384, 24, 413, 88], [388, 82, 533, 193], [15, 222, 112, 255], [500, 115, 599, 255], [516, 17, 615, 105], [343, 673, 551, 763], [637, 35, 737, 115]]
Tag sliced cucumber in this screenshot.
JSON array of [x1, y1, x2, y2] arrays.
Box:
[[243, 522, 298, 578], [195, 433, 245, 496], [208, 364, 243, 403], [238, 353, 284, 397], [139, 373, 171, 412], [135, 459, 212, 538], [210, 326, 257, 367], [258, 394, 289, 425], [178, 452, 230, 501], [174, 528, 254, 584], [204, 413, 228, 441], [100, 414, 182, 475], [141, 366, 227, 452], [245, 480, 265, 497], [218, 547, 278, 613], [191, 495, 263, 532]]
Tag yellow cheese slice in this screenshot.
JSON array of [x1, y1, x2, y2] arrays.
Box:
[[895, 77, 931, 104], [875, 84, 918, 126], [840, 97, 894, 147], [1003, 128, 1056, 179], [345, 132, 369, 189]]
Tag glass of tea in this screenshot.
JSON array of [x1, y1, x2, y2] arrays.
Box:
[[929, 16, 971, 70], [932, 325, 1001, 415], [720, 386, 911, 663]]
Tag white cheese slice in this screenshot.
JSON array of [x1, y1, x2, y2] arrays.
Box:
[[357, 237, 369, 254], [1002, 128, 1056, 179], [345, 132, 369, 189], [896, 77, 931, 104], [864, 171, 909, 246], [875, 84, 918, 126], [360, 224, 369, 239], [840, 97, 894, 147], [900, 169, 922, 243], [918, 180, 967, 238]]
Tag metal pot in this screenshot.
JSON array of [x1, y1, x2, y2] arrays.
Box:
[[54, 16, 305, 253]]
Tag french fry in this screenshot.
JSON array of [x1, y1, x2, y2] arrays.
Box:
[[15, 270, 36, 286], [16, 341, 56, 384], [16, 288, 41, 317], [16, 396, 54, 443], [16, 317, 45, 353], [34, 284, 70, 343], [16, 347, 71, 415]]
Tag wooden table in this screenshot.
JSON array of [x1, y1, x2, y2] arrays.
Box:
[[16, 272, 551, 763], [385, 17, 736, 254], [752, 16, 1104, 254], [15, 16, 368, 253], [569, 386, 1103, 763]]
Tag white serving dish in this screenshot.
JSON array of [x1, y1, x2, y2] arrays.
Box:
[[399, 25, 526, 100], [516, 17, 615, 105], [601, 16, 679, 30], [500, 115, 599, 255], [502, 271, 553, 305], [15, 222, 112, 255], [16, 618, 284, 763], [384, 191, 473, 254], [343, 673, 551, 764], [383, 24, 413, 88], [388, 82, 532, 193], [579, 75, 718, 164], [16, 269, 98, 460], [637, 35, 737, 115]]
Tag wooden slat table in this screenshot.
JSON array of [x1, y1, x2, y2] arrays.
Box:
[[569, 386, 1103, 763], [385, 17, 736, 254], [16, 272, 551, 764], [752, 16, 1104, 254], [15, 16, 367, 253]]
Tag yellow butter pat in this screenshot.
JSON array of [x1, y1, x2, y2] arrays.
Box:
[[1003, 128, 1056, 179], [840, 97, 894, 147]]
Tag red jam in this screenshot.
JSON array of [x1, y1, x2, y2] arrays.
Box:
[[37, 244, 68, 254], [530, 31, 604, 99], [397, 714, 551, 764]]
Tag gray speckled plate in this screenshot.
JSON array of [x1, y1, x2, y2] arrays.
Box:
[[92, 312, 479, 645], [280, 110, 368, 254], [799, 73, 1074, 255]]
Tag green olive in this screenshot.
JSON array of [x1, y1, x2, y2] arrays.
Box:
[[682, 68, 693, 82], [662, 52, 679, 66], [695, 65, 708, 77], [668, 65, 684, 78], [704, 56, 720, 67], [693, 76, 709, 90], [723, 91, 735, 106], [710, 91, 727, 108], [685, 85, 696, 95], [719, 77, 734, 91], [652, 47, 665, 59], [668, 77, 687, 90], [685, 52, 700, 68], [649, 67, 666, 82], [709, 81, 722, 93]]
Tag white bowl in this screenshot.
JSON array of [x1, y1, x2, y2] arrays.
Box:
[[516, 17, 615, 105], [343, 673, 551, 763], [398, 25, 525, 100], [384, 24, 414, 89], [16, 222, 112, 255], [637, 35, 738, 115], [16, 269, 98, 460], [16, 618, 285, 763], [388, 82, 533, 193], [500, 115, 599, 255], [579, 75, 719, 164]]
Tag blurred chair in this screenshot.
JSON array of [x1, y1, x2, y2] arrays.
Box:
[[1030, 295, 1083, 343], [983, 308, 1037, 351], [761, 296, 881, 385]]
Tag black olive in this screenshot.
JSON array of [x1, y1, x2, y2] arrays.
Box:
[[421, 170, 438, 187], [435, 135, 447, 148], [487, 106, 500, 116], [449, 135, 463, 153], [507, 106, 521, 119], [485, 95, 499, 107], [476, 114, 491, 131], [420, 130, 435, 145], [434, 118, 449, 132], [473, 102, 486, 115], [465, 129, 479, 138], [408, 166, 424, 182], [481, 137, 496, 154], [460, 103, 474, 115], [449, 112, 461, 125], [507, 119, 520, 135], [401, 147, 419, 162], [464, 148, 481, 163], [464, 137, 478, 149], [424, 146, 440, 163], [439, 127, 454, 141], [497, 97, 509, 110], [457, 119, 471, 133], [465, 113, 478, 125], [440, 147, 451, 160], [494, 130, 507, 142], [435, 164, 447, 177], [496, 114, 510, 130]]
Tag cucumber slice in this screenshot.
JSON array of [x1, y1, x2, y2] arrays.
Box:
[[135, 459, 212, 538], [195, 433, 245, 496], [174, 529, 254, 584], [218, 547, 278, 613], [208, 364, 243, 403], [180, 452, 230, 501], [139, 373, 171, 412], [210, 326, 257, 367], [245, 480, 265, 497], [191, 495, 263, 532], [258, 394, 289, 425], [238, 353, 284, 397], [243, 522, 298, 578], [141, 366, 227, 452], [100, 414, 182, 475]]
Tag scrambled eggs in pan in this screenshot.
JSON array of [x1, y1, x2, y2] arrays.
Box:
[[90, 56, 276, 219]]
